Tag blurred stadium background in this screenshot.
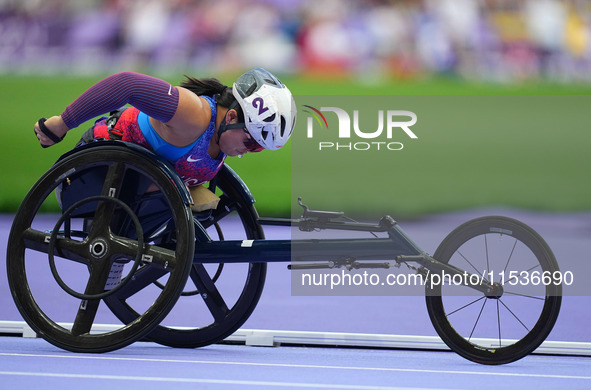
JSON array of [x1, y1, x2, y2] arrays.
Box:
[[3, 0, 591, 80], [1, 0, 590, 216]]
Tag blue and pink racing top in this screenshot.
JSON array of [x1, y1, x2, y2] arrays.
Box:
[[92, 95, 225, 187]]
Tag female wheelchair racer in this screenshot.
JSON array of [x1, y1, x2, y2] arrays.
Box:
[[8, 68, 562, 365], [14, 67, 297, 351]]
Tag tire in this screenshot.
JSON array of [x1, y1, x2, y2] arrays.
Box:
[[6, 144, 194, 353], [105, 165, 267, 348], [425, 216, 562, 365]]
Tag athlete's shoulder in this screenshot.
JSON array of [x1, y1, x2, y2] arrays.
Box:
[[167, 87, 212, 131]]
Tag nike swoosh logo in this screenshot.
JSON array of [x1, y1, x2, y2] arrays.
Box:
[[168, 85, 173, 95], [187, 155, 201, 163]]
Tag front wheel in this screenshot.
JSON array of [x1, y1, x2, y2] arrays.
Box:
[[425, 216, 562, 365]]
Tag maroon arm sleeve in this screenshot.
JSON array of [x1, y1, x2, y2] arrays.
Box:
[[61, 72, 180, 129]]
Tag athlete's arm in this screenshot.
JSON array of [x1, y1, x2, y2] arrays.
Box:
[[35, 72, 181, 147], [62, 71, 180, 127]]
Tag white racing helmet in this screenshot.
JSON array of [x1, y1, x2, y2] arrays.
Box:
[[232, 68, 296, 150]]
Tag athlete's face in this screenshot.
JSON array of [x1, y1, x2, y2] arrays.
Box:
[[219, 109, 264, 156], [219, 127, 251, 156]]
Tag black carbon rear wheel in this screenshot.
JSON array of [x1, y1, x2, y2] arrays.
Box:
[[6, 143, 194, 352], [105, 165, 267, 348]]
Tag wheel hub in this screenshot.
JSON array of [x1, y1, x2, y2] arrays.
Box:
[[485, 282, 504, 299], [90, 238, 109, 259]]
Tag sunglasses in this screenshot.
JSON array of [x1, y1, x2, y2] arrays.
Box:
[[243, 129, 265, 152]]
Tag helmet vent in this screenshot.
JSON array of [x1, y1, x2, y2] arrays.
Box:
[[263, 113, 276, 122], [245, 84, 257, 96], [280, 116, 286, 137]]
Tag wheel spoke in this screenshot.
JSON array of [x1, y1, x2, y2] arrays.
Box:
[[22, 228, 89, 265], [191, 264, 229, 322], [446, 296, 486, 317], [502, 239, 518, 273], [109, 235, 140, 259], [70, 261, 113, 336], [498, 298, 531, 332], [496, 300, 501, 348], [110, 236, 176, 270], [468, 299, 487, 340], [503, 290, 545, 300], [456, 250, 485, 279], [71, 299, 101, 336], [88, 162, 126, 239], [142, 245, 178, 270], [110, 265, 169, 300]]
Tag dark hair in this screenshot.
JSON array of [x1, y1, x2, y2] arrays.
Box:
[[180, 75, 244, 121]]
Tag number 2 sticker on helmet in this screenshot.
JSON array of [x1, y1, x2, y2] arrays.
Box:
[[252, 97, 269, 116]]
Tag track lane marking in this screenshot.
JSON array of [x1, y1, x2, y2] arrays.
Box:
[[0, 352, 589, 380], [0, 371, 454, 390]]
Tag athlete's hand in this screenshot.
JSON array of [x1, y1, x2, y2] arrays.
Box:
[[34, 116, 69, 147]]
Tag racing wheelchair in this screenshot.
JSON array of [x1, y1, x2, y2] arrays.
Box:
[[6, 141, 562, 365]]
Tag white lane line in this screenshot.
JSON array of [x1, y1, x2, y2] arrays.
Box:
[[0, 352, 589, 381], [0, 371, 452, 390]]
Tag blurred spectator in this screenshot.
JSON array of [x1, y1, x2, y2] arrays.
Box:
[[0, 0, 590, 82]]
